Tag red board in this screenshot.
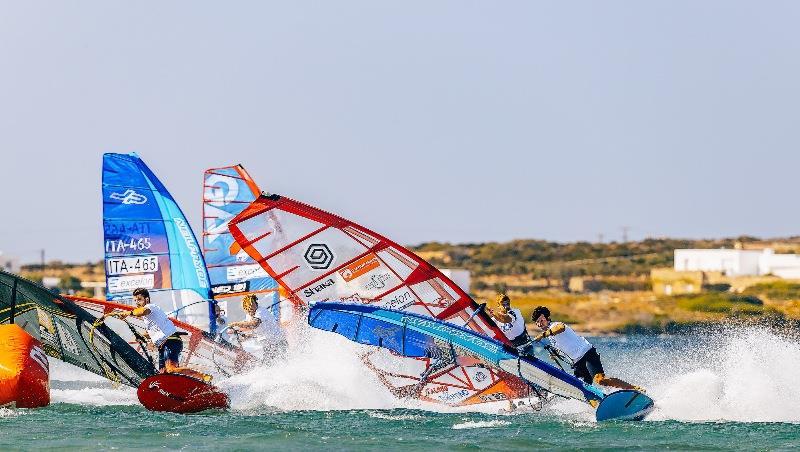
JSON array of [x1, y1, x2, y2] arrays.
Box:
[[137, 374, 229, 413]]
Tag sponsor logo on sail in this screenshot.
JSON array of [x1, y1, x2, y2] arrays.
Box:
[[304, 243, 335, 270], [424, 386, 448, 396], [211, 282, 249, 295], [174, 217, 209, 288], [339, 254, 381, 282], [303, 278, 336, 298], [364, 273, 392, 291], [386, 290, 415, 310], [479, 392, 507, 402], [438, 389, 470, 402], [109, 189, 148, 205], [29, 346, 49, 375]]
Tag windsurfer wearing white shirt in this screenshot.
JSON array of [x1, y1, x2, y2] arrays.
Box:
[[102, 288, 211, 383], [531, 306, 642, 401], [487, 294, 536, 357], [227, 294, 287, 364]]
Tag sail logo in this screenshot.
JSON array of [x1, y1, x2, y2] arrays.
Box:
[[204, 174, 239, 207], [364, 273, 392, 291], [304, 243, 335, 271], [110, 189, 148, 205], [402, 316, 501, 354], [173, 218, 210, 288], [303, 278, 336, 298], [29, 345, 49, 375], [339, 254, 381, 282]]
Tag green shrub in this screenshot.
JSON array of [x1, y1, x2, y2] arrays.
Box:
[[675, 293, 763, 314], [742, 281, 800, 301]]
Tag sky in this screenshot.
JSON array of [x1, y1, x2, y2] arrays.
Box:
[[1, 1, 799, 264]]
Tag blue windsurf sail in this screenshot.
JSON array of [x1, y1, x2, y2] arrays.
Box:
[[309, 302, 605, 405], [102, 153, 216, 332], [202, 165, 281, 326]]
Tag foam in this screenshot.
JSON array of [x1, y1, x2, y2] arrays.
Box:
[[636, 327, 800, 423], [219, 325, 398, 411], [451, 419, 510, 429]]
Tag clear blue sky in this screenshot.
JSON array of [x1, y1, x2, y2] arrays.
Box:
[[2, 1, 799, 264]]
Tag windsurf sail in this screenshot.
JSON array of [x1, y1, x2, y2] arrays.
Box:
[[103, 153, 216, 332], [67, 295, 254, 380], [226, 193, 532, 405], [309, 302, 605, 405], [202, 165, 285, 326], [0, 270, 155, 387]]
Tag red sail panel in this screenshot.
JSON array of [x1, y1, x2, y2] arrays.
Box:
[[227, 194, 532, 406]]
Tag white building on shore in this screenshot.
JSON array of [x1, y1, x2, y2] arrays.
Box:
[[0, 252, 20, 273], [440, 269, 471, 293], [675, 248, 800, 279]]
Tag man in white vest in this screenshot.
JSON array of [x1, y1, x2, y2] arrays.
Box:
[[103, 288, 211, 382], [227, 294, 287, 364], [487, 294, 536, 357], [531, 305, 642, 398]]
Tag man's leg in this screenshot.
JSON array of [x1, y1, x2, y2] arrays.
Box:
[[586, 349, 643, 391], [162, 341, 211, 382], [593, 373, 641, 391]]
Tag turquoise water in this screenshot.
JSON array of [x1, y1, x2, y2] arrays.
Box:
[[4, 329, 800, 450], [3, 405, 799, 451]]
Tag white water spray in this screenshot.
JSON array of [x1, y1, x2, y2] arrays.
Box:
[[630, 327, 800, 422]]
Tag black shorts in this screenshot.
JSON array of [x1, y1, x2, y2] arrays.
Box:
[[573, 347, 604, 385], [509, 332, 532, 347], [158, 337, 183, 370]]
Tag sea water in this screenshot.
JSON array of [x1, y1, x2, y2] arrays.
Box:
[[3, 326, 800, 450]]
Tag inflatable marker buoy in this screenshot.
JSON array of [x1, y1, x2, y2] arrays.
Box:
[[0, 324, 50, 408]]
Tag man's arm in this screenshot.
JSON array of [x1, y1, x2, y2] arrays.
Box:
[[101, 306, 150, 320], [487, 307, 512, 324], [230, 318, 261, 331], [534, 323, 566, 342]]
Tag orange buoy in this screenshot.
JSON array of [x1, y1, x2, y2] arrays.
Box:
[[0, 324, 50, 408]]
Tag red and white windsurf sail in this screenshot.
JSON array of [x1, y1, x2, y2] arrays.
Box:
[[227, 194, 531, 406]]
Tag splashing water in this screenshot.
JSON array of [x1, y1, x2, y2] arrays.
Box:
[[45, 324, 800, 423], [219, 325, 398, 411], [636, 327, 800, 422]]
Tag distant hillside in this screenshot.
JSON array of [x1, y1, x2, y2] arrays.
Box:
[[410, 236, 799, 278]]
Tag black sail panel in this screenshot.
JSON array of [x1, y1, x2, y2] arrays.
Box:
[[0, 270, 155, 387]]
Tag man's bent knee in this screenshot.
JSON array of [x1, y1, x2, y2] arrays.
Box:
[[163, 361, 179, 373], [593, 373, 606, 385]]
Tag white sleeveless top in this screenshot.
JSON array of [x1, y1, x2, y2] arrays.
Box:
[[246, 306, 285, 344], [546, 321, 592, 362], [498, 308, 527, 340], [143, 303, 177, 347]]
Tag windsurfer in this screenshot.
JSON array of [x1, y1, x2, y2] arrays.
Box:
[[487, 294, 536, 358], [102, 288, 212, 383], [227, 294, 287, 364], [531, 306, 643, 400]]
